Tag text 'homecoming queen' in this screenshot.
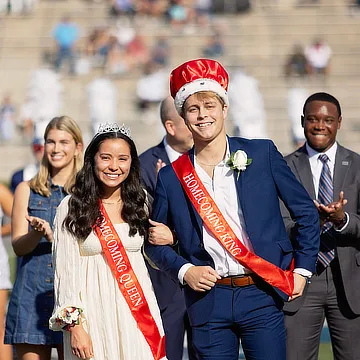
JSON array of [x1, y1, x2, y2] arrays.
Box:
[[97, 217, 144, 308]]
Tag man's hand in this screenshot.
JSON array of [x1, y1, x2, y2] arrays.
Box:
[[155, 159, 166, 175], [314, 191, 347, 226], [288, 272, 307, 301], [183, 266, 221, 292], [148, 219, 175, 246]]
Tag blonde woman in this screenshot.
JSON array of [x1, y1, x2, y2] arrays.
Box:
[[5, 116, 83, 360]]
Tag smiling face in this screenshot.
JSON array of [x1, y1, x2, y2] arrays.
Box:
[[45, 129, 80, 172], [183, 92, 228, 144], [94, 138, 132, 192], [302, 100, 342, 152]]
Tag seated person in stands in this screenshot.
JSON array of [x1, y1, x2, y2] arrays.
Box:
[[202, 32, 224, 58], [305, 38, 332, 76], [86, 27, 112, 67], [109, 0, 136, 17], [167, 0, 194, 31], [285, 44, 310, 77]]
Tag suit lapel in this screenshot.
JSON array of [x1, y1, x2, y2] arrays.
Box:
[[292, 147, 316, 200], [333, 144, 351, 199], [152, 141, 170, 165], [229, 137, 245, 212]]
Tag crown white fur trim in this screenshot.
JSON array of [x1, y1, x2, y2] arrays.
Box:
[[95, 123, 131, 138], [174, 78, 229, 113]]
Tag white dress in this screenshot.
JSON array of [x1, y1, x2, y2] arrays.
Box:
[[49, 196, 166, 360]]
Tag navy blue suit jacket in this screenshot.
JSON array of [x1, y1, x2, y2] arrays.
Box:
[[10, 169, 24, 193], [139, 141, 184, 311], [140, 140, 170, 198], [145, 137, 320, 326]]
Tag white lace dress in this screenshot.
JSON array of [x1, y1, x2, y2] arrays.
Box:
[[49, 196, 166, 360]]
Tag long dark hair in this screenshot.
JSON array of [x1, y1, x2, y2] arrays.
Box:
[[63, 130, 149, 240]]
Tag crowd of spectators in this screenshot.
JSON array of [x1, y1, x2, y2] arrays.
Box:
[[108, 0, 212, 23]]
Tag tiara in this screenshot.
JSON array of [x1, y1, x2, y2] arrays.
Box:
[[95, 123, 131, 138]]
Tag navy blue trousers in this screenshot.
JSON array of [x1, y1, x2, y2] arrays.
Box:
[[191, 284, 286, 360]]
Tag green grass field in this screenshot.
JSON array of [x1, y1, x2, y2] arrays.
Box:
[[319, 343, 333, 359]]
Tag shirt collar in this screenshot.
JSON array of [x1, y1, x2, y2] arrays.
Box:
[[163, 136, 183, 163], [305, 141, 338, 164]]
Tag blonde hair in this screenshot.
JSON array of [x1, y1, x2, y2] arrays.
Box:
[[29, 116, 84, 196], [182, 91, 226, 116]]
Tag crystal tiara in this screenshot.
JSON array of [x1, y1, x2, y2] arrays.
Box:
[[95, 123, 131, 139]]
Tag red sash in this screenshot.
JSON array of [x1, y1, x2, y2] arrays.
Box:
[[93, 202, 166, 360], [172, 154, 294, 296]]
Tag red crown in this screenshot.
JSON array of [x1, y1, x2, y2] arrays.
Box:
[[170, 59, 229, 113]]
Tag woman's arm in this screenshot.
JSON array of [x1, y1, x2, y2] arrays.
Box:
[[0, 183, 13, 236], [50, 197, 85, 329], [11, 182, 49, 256], [49, 196, 94, 357]]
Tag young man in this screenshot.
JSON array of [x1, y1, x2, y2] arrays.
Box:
[[283, 92, 360, 360], [145, 59, 320, 359]]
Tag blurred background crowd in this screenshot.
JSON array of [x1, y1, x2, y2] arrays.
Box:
[[0, 0, 360, 358]]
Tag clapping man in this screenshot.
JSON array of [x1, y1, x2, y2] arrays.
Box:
[[283, 92, 360, 360]]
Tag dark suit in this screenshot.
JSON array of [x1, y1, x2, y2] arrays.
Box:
[[145, 137, 319, 359], [140, 140, 197, 360], [282, 143, 360, 360]]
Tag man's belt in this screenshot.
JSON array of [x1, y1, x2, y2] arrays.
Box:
[[216, 275, 256, 287]]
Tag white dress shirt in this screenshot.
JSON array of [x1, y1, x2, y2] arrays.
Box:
[[306, 141, 349, 232], [163, 137, 182, 164], [178, 144, 253, 284], [306, 141, 337, 199]]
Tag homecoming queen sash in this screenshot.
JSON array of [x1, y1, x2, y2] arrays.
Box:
[[172, 154, 294, 296], [93, 202, 166, 360]]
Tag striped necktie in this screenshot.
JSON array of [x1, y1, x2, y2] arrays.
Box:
[[316, 154, 336, 274]]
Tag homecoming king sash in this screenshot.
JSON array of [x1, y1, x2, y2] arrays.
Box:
[[172, 154, 294, 296], [94, 202, 166, 360]]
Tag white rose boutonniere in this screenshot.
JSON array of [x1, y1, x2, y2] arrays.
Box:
[[227, 150, 252, 179]]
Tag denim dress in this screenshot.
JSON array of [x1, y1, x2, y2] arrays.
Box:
[[5, 184, 66, 345]]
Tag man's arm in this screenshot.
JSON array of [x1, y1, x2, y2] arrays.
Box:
[[269, 141, 320, 273], [144, 171, 189, 282]]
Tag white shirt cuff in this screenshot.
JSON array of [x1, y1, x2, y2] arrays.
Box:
[[335, 212, 349, 232], [178, 263, 195, 285], [293, 268, 312, 278]]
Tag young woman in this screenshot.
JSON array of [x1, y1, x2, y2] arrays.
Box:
[[0, 183, 14, 360], [50, 124, 170, 359], [5, 116, 83, 360]]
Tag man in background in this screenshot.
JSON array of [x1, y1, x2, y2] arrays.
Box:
[[283, 92, 360, 360], [140, 96, 196, 360], [140, 96, 193, 196], [10, 137, 44, 193]]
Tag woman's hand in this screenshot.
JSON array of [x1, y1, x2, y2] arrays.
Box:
[[26, 215, 53, 243], [69, 324, 94, 359], [148, 219, 175, 246]]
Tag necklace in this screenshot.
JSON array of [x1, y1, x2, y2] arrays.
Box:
[[196, 159, 221, 167], [102, 199, 122, 205]]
